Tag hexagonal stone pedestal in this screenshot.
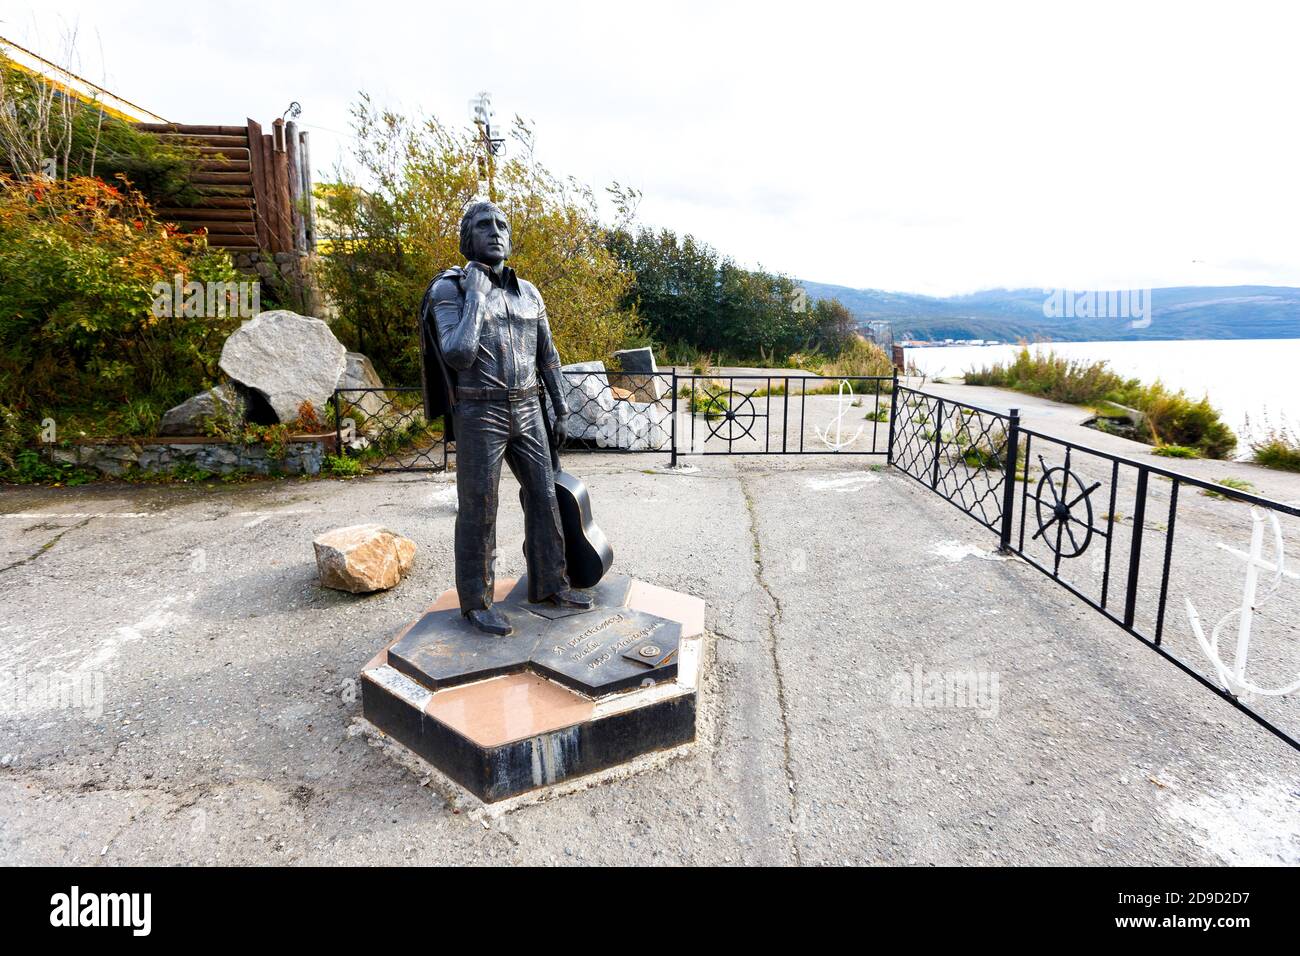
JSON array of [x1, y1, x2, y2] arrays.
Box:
[[360, 574, 705, 802]]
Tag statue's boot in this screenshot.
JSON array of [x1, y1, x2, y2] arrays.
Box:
[[467, 606, 512, 636], [546, 587, 594, 610]]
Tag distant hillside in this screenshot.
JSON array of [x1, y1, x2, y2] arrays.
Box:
[[797, 282, 1300, 342]]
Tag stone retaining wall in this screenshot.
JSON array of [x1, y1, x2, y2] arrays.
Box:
[[47, 433, 335, 477]]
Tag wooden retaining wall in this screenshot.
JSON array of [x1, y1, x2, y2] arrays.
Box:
[[136, 119, 316, 257]]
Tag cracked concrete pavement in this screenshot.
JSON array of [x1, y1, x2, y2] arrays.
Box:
[[0, 441, 1297, 865]]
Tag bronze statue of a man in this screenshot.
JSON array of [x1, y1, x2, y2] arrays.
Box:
[[421, 201, 593, 636]]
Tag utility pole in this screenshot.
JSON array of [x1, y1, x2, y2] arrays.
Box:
[[469, 92, 505, 202]]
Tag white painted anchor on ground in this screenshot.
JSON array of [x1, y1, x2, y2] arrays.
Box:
[[1186, 507, 1300, 698], [814, 380, 865, 451]]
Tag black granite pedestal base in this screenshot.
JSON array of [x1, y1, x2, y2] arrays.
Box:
[[360, 575, 705, 802]]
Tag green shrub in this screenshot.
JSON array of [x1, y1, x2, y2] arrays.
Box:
[[0, 401, 23, 471], [966, 346, 1235, 459], [324, 454, 365, 477], [1251, 432, 1300, 471], [961, 445, 1001, 469], [317, 100, 641, 384], [1152, 444, 1199, 459], [0, 174, 241, 448], [1119, 383, 1236, 459], [822, 336, 893, 379], [168, 461, 215, 483], [1, 53, 204, 207], [1, 448, 95, 485], [965, 346, 1125, 404]]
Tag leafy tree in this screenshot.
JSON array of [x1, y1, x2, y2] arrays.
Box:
[[316, 98, 640, 384], [606, 225, 855, 363], [808, 298, 856, 355]]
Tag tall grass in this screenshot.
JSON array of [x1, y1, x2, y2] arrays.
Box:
[[821, 337, 894, 379], [1248, 418, 1300, 472], [965, 346, 1236, 459], [965, 347, 1122, 405]]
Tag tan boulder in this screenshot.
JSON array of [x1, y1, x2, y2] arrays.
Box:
[[313, 524, 416, 593]]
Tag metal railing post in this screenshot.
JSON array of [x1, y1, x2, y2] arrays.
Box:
[[930, 398, 944, 489], [886, 372, 899, 464], [331, 390, 341, 457], [997, 408, 1020, 553], [1123, 468, 1149, 629], [669, 370, 678, 468]]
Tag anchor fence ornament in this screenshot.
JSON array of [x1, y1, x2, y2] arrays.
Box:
[[1186, 507, 1300, 698], [814, 380, 865, 451]]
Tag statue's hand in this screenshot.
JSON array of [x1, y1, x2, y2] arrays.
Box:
[[461, 262, 493, 297], [554, 412, 571, 443]]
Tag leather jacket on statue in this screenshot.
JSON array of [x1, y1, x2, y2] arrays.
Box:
[[430, 265, 568, 408]]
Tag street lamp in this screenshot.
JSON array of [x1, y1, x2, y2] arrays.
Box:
[[469, 91, 505, 200], [469, 92, 505, 155]]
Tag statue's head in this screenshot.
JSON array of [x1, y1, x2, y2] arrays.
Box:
[[459, 200, 511, 266]]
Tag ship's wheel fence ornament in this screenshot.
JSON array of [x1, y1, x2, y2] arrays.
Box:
[[1187, 507, 1300, 698], [702, 388, 759, 444], [814, 379, 865, 451], [1031, 456, 1102, 559]]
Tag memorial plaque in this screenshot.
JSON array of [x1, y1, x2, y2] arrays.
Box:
[[529, 608, 682, 695]]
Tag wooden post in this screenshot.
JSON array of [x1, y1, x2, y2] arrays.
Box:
[[298, 130, 316, 252], [268, 120, 293, 254], [246, 118, 271, 251], [261, 133, 280, 251], [285, 120, 307, 253]]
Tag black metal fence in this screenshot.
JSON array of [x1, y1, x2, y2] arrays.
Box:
[[331, 387, 448, 472], [334, 370, 897, 470], [889, 385, 1015, 534], [893, 385, 1300, 753], [671, 373, 893, 462], [554, 370, 675, 454]]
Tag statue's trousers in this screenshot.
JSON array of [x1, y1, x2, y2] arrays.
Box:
[[452, 395, 569, 611]]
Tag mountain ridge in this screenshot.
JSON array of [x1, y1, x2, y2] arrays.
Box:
[[798, 281, 1300, 341]]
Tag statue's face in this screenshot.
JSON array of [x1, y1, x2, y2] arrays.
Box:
[[468, 207, 512, 265]]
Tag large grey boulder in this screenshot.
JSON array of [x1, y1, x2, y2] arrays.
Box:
[[616, 399, 671, 450], [158, 383, 243, 436], [219, 310, 347, 424]]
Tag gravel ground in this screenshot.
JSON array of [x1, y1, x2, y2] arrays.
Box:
[[0, 428, 1297, 865]]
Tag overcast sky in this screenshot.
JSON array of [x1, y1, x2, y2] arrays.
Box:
[[6, 0, 1298, 295]]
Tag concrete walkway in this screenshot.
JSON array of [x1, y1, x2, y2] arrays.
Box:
[[0, 448, 1297, 865]]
